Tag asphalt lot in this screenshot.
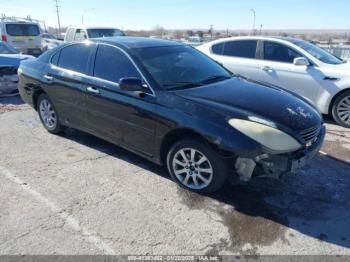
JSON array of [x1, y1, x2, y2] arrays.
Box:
[[0, 96, 350, 255]]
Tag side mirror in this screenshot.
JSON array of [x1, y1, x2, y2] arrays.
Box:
[[119, 77, 148, 92], [294, 57, 310, 66]]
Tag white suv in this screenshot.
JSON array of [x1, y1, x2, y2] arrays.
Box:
[[198, 36, 350, 128], [0, 17, 42, 56]]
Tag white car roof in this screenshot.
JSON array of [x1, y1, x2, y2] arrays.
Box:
[[202, 36, 302, 46], [67, 25, 122, 30]]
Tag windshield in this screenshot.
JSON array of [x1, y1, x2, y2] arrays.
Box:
[[294, 40, 344, 65], [0, 42, 18, 54], [42, 33, 56, 39], [87, 29, 125, 38], [6, 23, 40, 37], [133, 45, 232, 90]]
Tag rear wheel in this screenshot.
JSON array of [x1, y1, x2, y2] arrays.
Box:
[[37, 93, 64, 134], [166, 139, 228, 193], [332, 91, 350, 128]]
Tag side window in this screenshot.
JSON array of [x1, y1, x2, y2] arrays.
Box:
[[211, 43, 224, 55], [93, 45, 140, 83], [222, 40, 257, 59], [58, 44, 92, 74], [74, 29, 87, 41], [264, 41, 301, 63]]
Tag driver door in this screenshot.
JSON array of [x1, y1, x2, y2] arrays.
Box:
[[256, 41, 324, 106], [86, 44, 158, 157]]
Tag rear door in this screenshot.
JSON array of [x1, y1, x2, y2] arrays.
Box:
[[210, 40, 259, 79], [256, 41, 323, 105], [43, 43, 96, 129], [86, 44, 157, 157]]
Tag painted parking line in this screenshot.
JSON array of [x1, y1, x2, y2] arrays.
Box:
[[0, 166, 116, 255]]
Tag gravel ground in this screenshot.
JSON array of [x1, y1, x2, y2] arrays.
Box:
[[0, 96, 349, 255]]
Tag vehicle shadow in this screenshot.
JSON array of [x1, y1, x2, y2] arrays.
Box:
[[0, 95, 24, 105], [61, 128, 350, 252]]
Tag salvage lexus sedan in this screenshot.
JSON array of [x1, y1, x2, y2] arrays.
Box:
[[18, 37, 326, 193]]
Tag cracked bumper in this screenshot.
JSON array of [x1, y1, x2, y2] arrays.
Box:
[[259, 126, 326, 176], [235, 126, 326, 180]]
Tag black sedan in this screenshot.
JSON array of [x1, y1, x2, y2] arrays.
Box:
[[18, 37, 325, 193]]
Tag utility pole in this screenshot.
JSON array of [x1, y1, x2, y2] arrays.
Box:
[[54, 0, 61, 35], [209, 24, 214, 40], [82, 8, 95, 25], [249, 8, 256, 36], [259, 24, 263, 35]]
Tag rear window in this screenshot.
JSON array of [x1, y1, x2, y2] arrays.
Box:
[[6, 23, 40, 37], [222, 40, 257, 59], [57, 43, 93, 74]]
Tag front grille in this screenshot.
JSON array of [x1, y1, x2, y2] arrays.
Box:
[[300, 126, 321, 144], [0, 66, 17, 77]]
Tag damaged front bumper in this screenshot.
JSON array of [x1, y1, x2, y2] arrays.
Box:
[[235, 125, 326, 181], [0, 67, 19, 96]]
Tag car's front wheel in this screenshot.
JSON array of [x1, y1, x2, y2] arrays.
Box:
[[37, 93, 64, 134], [332, 91, 350, 128], [166, 139, 228, 193]]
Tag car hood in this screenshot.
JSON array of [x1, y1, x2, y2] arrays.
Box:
[[0, 54, 35, 67], [174, 77, 322, 132]]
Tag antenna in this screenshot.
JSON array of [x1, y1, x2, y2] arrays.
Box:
[[54, 0, 61, 35]]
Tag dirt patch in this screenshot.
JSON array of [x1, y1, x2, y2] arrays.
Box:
[[177, 184, 288, 254], [0, 104, 22, 114], [322, 140, 350, 165]]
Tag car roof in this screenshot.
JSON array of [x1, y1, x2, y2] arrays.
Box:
[[91, 36, 183, 49], [68, 25, 123, 30], [204, 35, 304, 45]]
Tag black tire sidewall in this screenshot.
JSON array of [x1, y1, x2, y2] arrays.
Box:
[[166, 139, 228, 193], [332, 91, 350, 128], [37, 93, 64, 134]]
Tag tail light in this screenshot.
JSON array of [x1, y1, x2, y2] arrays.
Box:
[[1, 35, 7, 42]]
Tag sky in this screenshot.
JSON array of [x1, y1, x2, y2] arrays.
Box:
[[1, 0, 350, 30]]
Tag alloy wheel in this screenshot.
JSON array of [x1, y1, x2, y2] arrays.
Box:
[[337, 95, 350, 126], [39, 99, 57, 130], [172, 148, 213, 190]]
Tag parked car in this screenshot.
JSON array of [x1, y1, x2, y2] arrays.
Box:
[[0, 41, 34, 96], [0, 16, 42, 56], [64, 26, 125, 42], [198, 36, 350, 128], [18, 37, 325, 193], [41, 33, 62, 52]]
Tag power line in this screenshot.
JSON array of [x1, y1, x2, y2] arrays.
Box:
[[54, 0, 61, 34]]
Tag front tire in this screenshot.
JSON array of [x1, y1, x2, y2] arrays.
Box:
[[166, 139, 228, 193], [332, 91, 350, 128], [37, 93, 64, 134]]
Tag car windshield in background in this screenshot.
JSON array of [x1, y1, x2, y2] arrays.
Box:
[[87, 29, 125, 38], [0, 42, 18, 54], [6, 24, 40, 37], [42, 33, 56, 39], [294, 40, 344, 65], [134, 45, 231, 90]]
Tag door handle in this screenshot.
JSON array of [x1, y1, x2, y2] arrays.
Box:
[[86, 86, 100, 95], [43, 74, 54, 82], [262, 66, 274, 73]]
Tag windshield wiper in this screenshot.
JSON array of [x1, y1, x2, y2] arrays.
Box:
[[163, 75, 231, 90], [163, 82, 203, 89], [196, 75, 231, 85]]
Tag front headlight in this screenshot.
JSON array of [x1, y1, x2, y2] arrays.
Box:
[[229, 119, 301, 152]]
